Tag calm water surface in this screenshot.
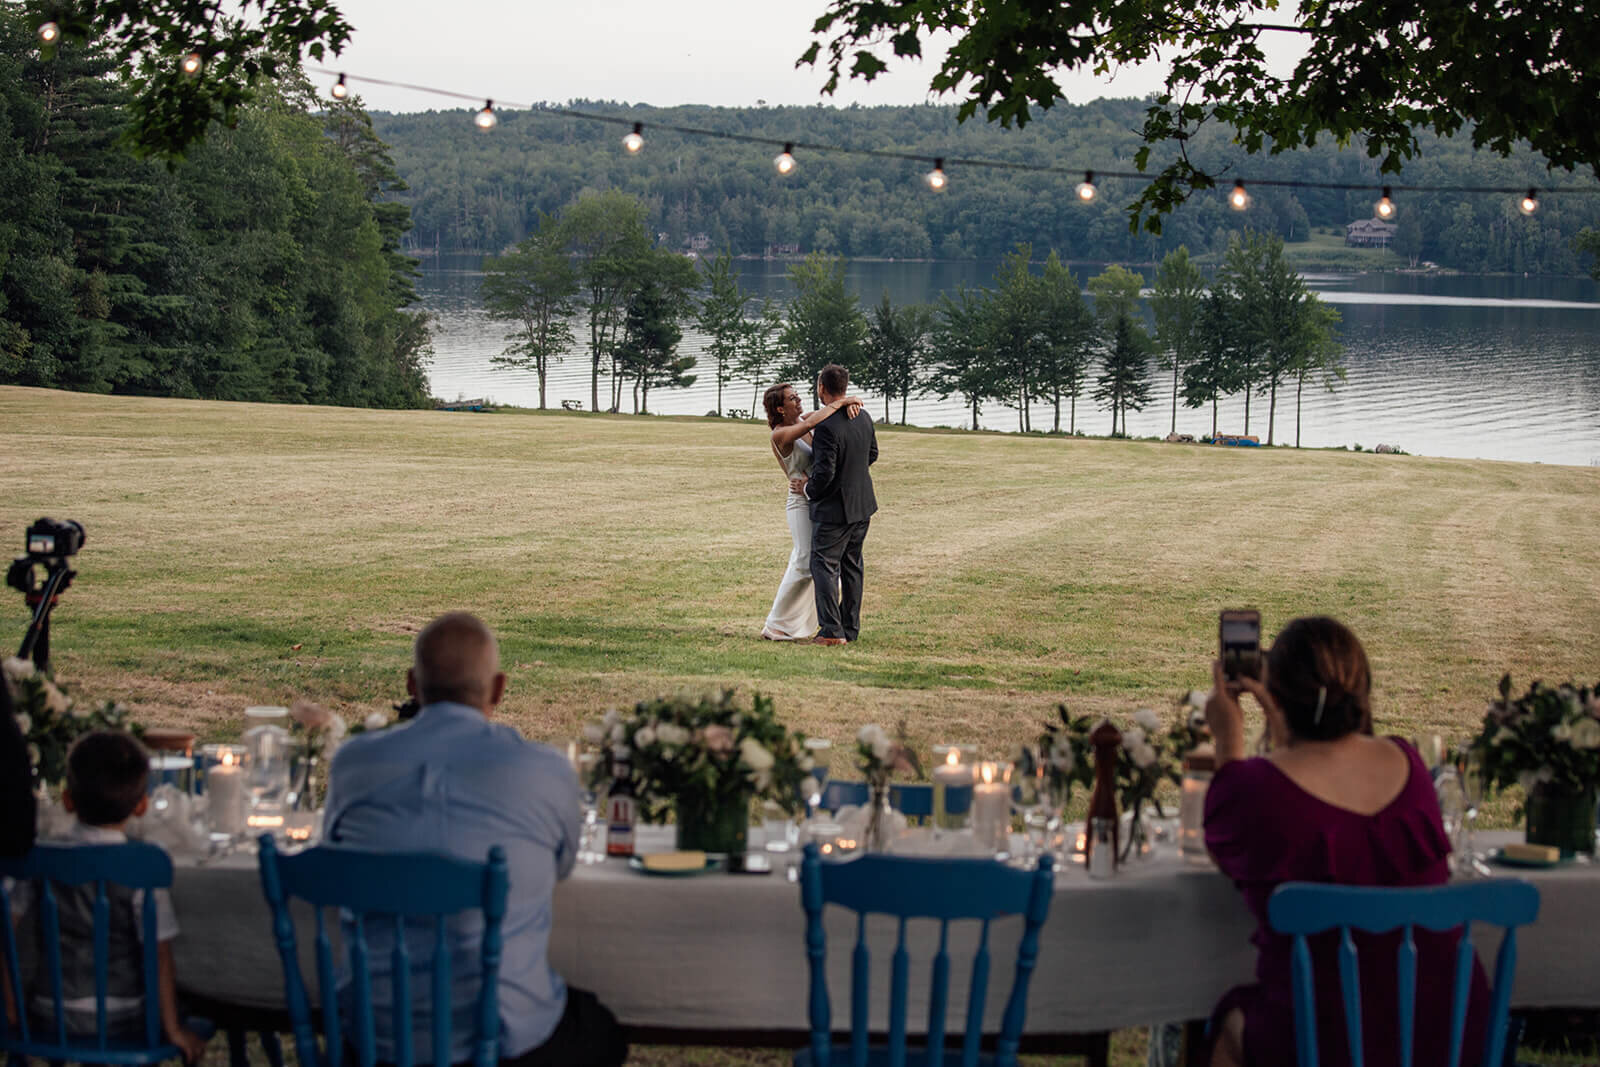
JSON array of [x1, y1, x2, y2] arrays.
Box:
[[418, 258, 1600, 467]]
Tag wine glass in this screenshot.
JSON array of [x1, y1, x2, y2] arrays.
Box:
[[568, 742, 603, 865], [1011, 750, 1051, 867], [803, 737, 832, 822], [1456, 747, 1487, 877]]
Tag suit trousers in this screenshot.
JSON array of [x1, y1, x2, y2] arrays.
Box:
[[810, 518, 870, 641]]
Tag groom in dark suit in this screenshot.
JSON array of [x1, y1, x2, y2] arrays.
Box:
[[799, 363, 878, 645]]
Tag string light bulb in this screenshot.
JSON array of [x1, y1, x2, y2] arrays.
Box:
[[1519, 188, 1540, 216], [774, 143, 796, 176], [1374, 186, 1396, 219], [1229, 180, 1249, 211], [1076, 171, 1096, 202], [623, 122, 643, 154], [926, 158, 947, 191], [474, 100, 497, 130], [330, 73, 348, 100], [180, 52, 203, 76], [37, 21, 59, 44]]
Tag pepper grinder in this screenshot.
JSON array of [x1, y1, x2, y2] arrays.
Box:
[[1085, 719, 1123, 871]]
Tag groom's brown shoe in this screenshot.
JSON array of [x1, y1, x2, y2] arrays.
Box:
[[813, 636, 848, 646]]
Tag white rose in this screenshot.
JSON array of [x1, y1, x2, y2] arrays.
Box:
[[581, 723, 605, 743], [1121, 727, 1145, 749], [610, 723, 626, 743], [857, 724, 885, 747], [1049, 745, 1074, 773], [43, 683, 70, 716], [740, 737, 775, 772], [603, 708, 620, 728], [634, 726, 657, 749], [1492, 727, 1515, 746], [1571, 719, 1600, 750], [658, 724, 690, 746], [2, 657, 34, 683], [1184, 689, 1209, 709], [800, 775, 821, 799], [1552, 723, 1573, 743], [1133, 708, 1161, 733], [363, 712, 389, 731], [1132, 742, 1158, 769], [799, 754, 815, 772], [14, 712, 31, 735]]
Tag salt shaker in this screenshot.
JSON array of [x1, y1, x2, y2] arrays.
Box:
[[1088, 817, 1115, 879]]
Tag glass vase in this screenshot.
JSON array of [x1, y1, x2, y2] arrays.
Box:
[[1120, 800, 1154, 863], [675, 794, 749, 856], [865, 783, 896, 852], [1524, 785, 1597, 858]]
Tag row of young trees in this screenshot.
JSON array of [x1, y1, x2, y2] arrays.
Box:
[[484, 189, 1345, 446], [0, 15, 431, 406]]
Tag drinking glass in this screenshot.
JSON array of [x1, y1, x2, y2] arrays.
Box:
[[803, 738, 832, 821], [570, 746, 604, 865], [1011, 754, 1051, 868], [1434, 767, 1465, 872], [1456, 747, 1487, 877]]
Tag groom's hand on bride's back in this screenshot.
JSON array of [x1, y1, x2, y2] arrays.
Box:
[[789, 476, 808, 494]]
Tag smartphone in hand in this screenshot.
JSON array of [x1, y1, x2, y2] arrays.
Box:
[[1219, 609, 1262, 682]]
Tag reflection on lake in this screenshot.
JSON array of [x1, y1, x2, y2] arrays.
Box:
[[418, 257, 1600, 467]]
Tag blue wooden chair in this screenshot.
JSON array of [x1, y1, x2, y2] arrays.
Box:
[[819, 781, 970, 821], [256, 836, 510, 1067], [1267, 880, 1541, 1067], [796, 843, 1055, 1067], [0, 841, 183, 1065]]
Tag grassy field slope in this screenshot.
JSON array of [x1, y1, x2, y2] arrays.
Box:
[[2, 386, 1594, 759]]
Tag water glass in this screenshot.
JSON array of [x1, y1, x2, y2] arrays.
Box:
[[1455, 747, 1487, 877], [1011, 757, 1053, 868], [1434, 767, 1466, 871], [572, 750, 604, 864]]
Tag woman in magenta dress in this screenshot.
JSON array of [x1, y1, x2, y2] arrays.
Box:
[[1203, 616, 1489, 1067]]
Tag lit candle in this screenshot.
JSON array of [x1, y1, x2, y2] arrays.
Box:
[[932, 746, 973, 831], [971, 761, 1011, 856], [207, 750, 246, 836]]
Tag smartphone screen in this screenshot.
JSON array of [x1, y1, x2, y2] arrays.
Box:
[[1219, 610, 1262, 680]]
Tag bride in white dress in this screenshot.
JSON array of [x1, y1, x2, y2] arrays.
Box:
[[760, 382, 863, 640]]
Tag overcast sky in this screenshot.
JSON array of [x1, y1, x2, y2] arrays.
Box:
[[317, 0, 1199, 114]]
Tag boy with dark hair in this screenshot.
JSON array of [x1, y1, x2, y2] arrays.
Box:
[[7, 731, 207, 1062]]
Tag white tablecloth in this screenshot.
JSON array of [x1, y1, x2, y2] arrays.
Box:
[[170, 830, 1600, 1035]]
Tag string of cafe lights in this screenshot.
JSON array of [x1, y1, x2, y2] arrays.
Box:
[[30, 17, 1591, 219], [301, 67, 1593, 220]]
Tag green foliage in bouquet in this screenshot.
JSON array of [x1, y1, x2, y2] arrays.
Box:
[[4, 657, 142, 788], [1472, 675, 1600, 804], [1045, 702, 1202, 815], [585, 690, 814, 822]]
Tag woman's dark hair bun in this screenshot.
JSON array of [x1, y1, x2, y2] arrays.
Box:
[[1265, 616, 1373, 741]]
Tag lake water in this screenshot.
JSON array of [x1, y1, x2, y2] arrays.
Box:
[[417, 258, 1600, 467]]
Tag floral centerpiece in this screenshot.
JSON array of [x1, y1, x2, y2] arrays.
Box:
[[1471, 675, 1600, 856], [1042, 703, 1198, 859], [584, 690, 812, 854], [5, 656, 142, 788], [855, 721, 922, 850]]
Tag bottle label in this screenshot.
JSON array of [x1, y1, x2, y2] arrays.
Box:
[[606, 794, 635, 856]]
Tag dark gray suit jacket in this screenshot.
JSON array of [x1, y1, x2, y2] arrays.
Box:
[[805, 407, 878, 525]]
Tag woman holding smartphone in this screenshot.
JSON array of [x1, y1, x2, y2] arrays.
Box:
[[1202, 616, 1489, 1067]]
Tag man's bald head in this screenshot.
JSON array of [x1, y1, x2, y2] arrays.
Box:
[[408, 612, 506, 713]]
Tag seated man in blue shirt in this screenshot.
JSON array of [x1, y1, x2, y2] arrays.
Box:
[[323, 612, 626, 1067]]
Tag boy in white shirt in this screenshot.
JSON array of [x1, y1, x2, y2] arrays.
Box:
[[7, 731, 207, 1062]]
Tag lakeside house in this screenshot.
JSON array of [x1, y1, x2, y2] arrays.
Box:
[[1346, 218, 1398, 248]]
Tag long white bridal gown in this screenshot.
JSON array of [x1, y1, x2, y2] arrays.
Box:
[[762, 439, 822, 639]]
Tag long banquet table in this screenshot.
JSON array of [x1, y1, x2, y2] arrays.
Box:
[[171, 830, 1600, 1037]]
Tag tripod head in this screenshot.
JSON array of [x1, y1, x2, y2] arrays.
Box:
[[8, 518, 85, 672]]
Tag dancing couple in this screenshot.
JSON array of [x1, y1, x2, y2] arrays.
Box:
[[760, 363, 879, 645]]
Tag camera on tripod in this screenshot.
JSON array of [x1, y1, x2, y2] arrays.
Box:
[[9, 517, 86, 672]]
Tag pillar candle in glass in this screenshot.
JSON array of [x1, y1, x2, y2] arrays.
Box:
[[200, 744, 248, 838], [931, 744, 975, 832], [1179, 743, 1216, 862], [971, 760, 1012, 858]]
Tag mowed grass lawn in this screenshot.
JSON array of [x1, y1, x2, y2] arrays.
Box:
[[3, 385, 1596, 762]]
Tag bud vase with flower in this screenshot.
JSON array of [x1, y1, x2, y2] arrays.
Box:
[[855, 721, 921, 852]]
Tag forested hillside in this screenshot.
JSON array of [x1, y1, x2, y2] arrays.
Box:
[[372, 100, 1600, 275], [0, 14, 429, 406]]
